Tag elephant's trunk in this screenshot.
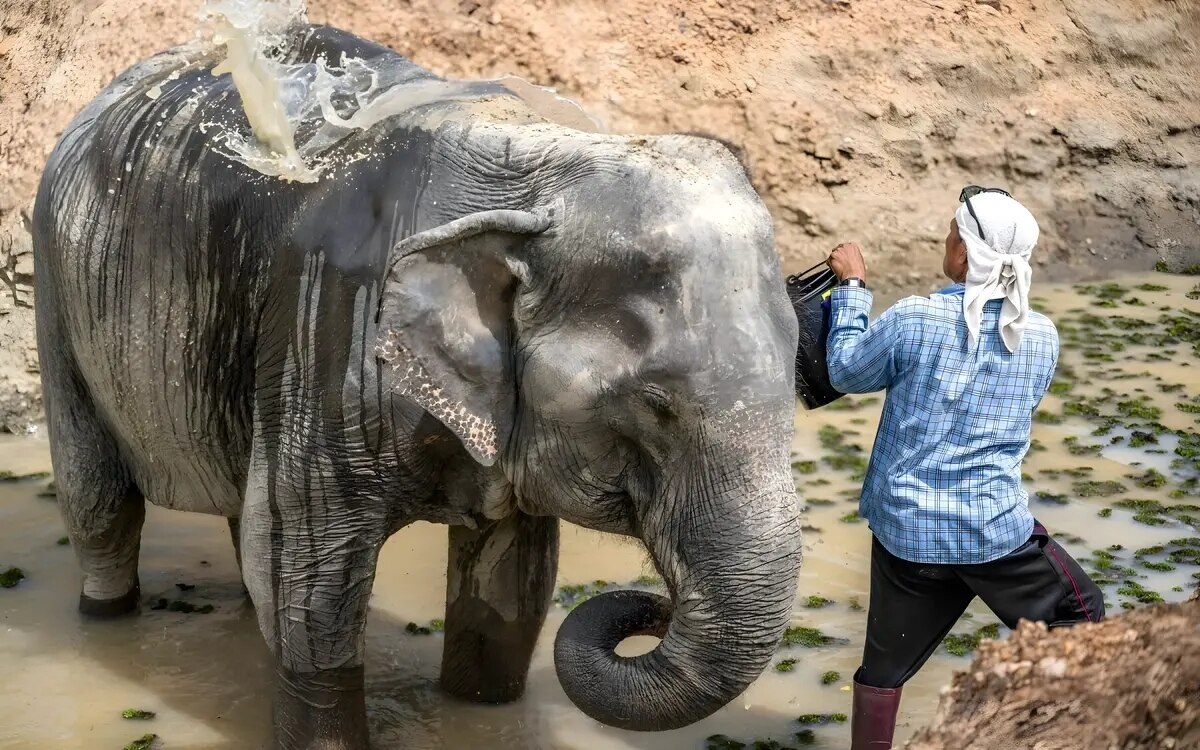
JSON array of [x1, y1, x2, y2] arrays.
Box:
[[553, 454, 802, 731]]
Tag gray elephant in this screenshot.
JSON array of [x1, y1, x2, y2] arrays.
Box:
[[33, 24, 812, 749]]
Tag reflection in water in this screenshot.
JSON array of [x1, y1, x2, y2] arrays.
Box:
[[0, 273, 1196, 749]]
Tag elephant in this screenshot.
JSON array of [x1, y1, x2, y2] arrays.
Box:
[[32, 23, 818, 749]]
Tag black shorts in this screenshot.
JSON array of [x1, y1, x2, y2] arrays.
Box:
[[860, 521, 1105, 689]]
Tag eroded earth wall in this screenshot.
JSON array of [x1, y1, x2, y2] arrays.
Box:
[[1, 0, 1198, 429]]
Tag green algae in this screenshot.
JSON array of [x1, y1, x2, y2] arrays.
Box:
[[1129, 431, 1159, 448], [0, 567, 25, 588], [0, 470, 51, 483], [554, 581, 619, 610], [1035, 491, 1069, 505], [1117, 581, 1163, 604], [1048, 379, 1074, 396], [1128, 469, 1168, 488], [780, 625, 848, 648], [164, 600, 213, 614], [1073, 480, 1126, 498], [796, 713, 847, 725], [943, 622, 1001, 656], [121, 709, 156, 720], [123, 734, 157, 750]]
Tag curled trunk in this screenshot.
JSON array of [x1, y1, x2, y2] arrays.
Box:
[[553, 482, 802, 730]]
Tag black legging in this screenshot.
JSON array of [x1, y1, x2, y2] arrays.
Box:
[[859, 522, 1105, 688]]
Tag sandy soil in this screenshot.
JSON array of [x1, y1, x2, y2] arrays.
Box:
[[1, 0, 1198, 428]]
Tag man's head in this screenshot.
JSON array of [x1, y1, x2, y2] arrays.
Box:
[[944, 188, 1038, 284]]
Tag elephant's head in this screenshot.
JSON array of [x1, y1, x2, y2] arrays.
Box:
[[376, 123, 802, 730]]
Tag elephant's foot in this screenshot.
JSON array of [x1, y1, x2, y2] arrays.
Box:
[[441, 513, 559, 704], [273, 665, 369, 750], [78, 578, 141, 618]]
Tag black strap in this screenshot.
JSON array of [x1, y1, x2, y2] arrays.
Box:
[[786, 258, 831, 285]]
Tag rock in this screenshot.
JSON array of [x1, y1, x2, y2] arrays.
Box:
[[1154, 150, 1188, 169], [976, 0, 1001, 6], [812, 138, 839, 161], [1004, 143, 1061, 177], [1053, 118, 1126, 160], [13, 255, 34, 277], [857, 99, 885, 119], [771, 126, 793, 144], [884, 138, 927, 171]]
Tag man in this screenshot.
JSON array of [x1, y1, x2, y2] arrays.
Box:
[[824, 188, 1105, 749]]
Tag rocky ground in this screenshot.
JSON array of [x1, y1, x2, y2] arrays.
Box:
[[906, 599, 1200, 749]]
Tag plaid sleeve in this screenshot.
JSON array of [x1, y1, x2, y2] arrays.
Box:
[[826, 286, 903, 394]]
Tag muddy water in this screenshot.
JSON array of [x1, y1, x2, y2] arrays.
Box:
[[1, 272, 1197, 750]]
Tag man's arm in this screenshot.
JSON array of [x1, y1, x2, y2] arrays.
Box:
[[827, 286, 905, 394], [824, 242, 904, 394]]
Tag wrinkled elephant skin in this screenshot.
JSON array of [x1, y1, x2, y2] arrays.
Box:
[[32, 25, 803, 749]]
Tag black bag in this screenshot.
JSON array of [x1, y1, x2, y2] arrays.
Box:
[[786, 261, 845, 410]]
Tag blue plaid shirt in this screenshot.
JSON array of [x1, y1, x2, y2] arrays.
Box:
[[826, 283, 1058, 564]]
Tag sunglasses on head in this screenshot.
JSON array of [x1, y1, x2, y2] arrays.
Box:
[[958, 185, 1012, 242]]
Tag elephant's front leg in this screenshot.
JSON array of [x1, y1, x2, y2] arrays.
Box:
[[441, 512, 559, 702], [241, 479, 386, 750]]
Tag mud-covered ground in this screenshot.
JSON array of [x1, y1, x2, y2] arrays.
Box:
[[907, 601, 1200, 750], [1, 272, 1198, 749], [0, 0, 1199, 431]]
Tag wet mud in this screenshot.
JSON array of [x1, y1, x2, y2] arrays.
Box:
[[1, 272, 1197, 749]]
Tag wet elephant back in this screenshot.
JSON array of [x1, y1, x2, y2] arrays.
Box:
[[35, 50, 313, 515], [33, 30, 497, 516]]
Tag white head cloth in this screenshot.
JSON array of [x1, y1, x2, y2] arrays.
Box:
[[956, 192, 1039, 353]]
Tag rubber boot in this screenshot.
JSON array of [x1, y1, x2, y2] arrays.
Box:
[[851, 674, 903, 749]]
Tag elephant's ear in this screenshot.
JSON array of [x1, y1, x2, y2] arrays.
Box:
[[376, 209, 552, 466]]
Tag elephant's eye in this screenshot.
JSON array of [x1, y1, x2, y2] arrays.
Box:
[[641, 384, 676, 417]]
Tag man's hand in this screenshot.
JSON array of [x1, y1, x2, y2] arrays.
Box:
[[828, 242, 868, 283]]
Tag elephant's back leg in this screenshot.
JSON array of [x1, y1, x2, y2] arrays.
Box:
[[35, 280, 145, 616]]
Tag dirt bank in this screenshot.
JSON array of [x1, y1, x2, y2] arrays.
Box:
[[1, 0, 1198, 429], [906, 600, 1200, 749]]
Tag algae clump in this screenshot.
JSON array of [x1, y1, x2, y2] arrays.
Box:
[[122, 709, 156, 720], [123, 734, 157, 750], [0, 567, 25, 588]]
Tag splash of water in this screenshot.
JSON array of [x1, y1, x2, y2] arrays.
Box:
[[199, 0, 319, 181], [196, 0, 601, 182]]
